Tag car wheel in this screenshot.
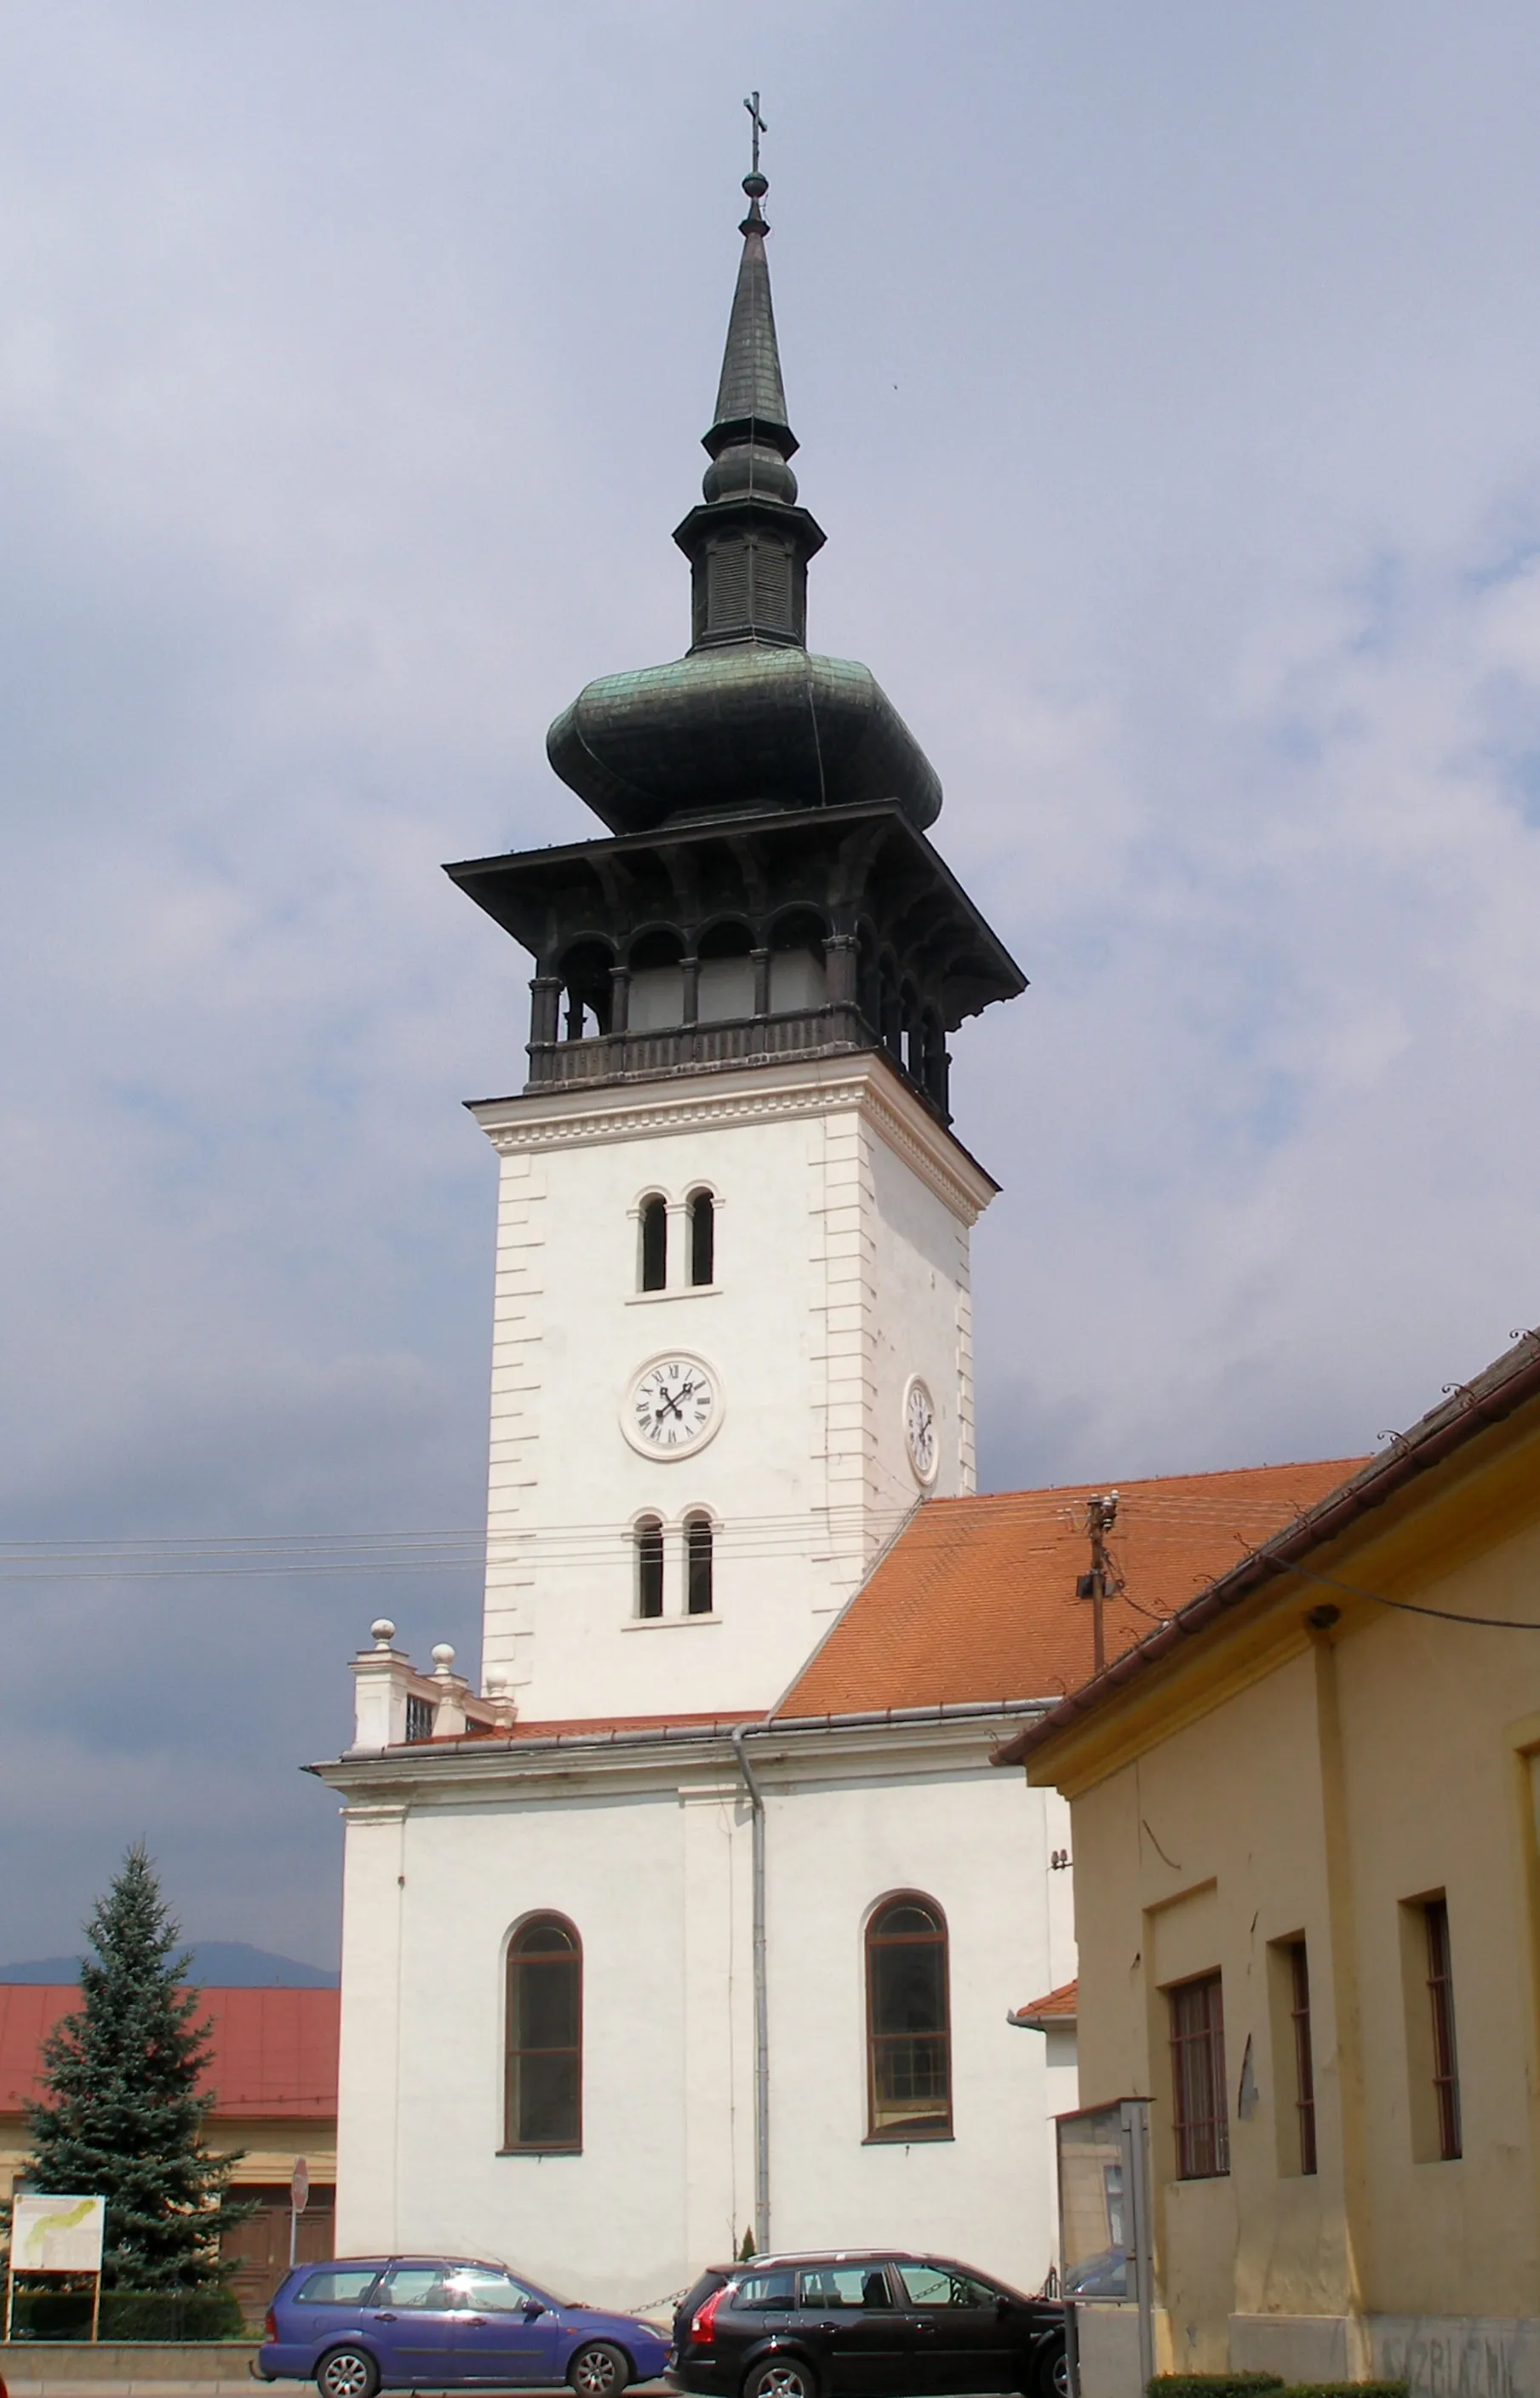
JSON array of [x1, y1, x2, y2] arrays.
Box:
[[569, 2341, 631, 2398], [743, 2361, 819, 2398], [1032, 2343, 1069, 2398], [317, 2349, 381, 2398]]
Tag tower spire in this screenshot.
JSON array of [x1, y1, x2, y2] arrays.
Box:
[[707, 97, 793, 462]]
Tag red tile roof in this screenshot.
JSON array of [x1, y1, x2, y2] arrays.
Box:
[[1009, 1979, 1079, 2026], [0, 1986, 339, 2120], [776, 1462, 1367, 1718]]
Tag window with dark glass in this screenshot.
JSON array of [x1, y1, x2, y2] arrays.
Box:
[[635, 1518, 664, 1619], [639, 1196, 667, 1291], [690, 1190, 715, 1285], [685, 1514, 713, 1614], [866, 1894, 951, 2139], [1287, 1940, 1318, 2175], [1425, 1897, 1462, 2160], [505, 1915, 581, 2152], [1169, 1972, 1229, 2178]]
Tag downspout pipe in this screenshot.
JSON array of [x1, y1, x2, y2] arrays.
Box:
[[730, 1720, 770, 2257]]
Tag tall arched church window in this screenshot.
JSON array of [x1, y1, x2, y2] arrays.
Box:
[[685, 1514, 714, 1616], [635, 1518, 664, 1619], [639, 1196, 667, 1292], [689, 1190, 715, 1286], [504, 1915, 581, 2152], [866, 1893, 952, 2140]]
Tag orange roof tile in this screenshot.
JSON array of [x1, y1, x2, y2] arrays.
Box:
[[1010, 1979, 1079, 2024], [776, 1461, 1367, 1718], [0, 1985, 338, 2120]]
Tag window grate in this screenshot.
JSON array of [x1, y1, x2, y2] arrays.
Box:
[[1289, 1940, 1317, 2176], [1425, 1897, 1462, 2160], [404, 1694, 433, 1743], [1169, 1972, 1229, 2178]]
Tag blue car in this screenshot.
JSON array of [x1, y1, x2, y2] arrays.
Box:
[[259, 2257, 670, 2398]]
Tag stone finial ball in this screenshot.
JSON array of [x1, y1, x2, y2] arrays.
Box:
[[371, 1618, 397, 1648], [432, 1642, 456, 1673]]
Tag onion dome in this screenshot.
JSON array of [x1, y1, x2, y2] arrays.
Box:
[[546, 163, 942, 836]]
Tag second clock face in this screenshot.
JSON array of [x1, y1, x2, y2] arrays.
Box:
[[626, 1354, 720, 1456], [905, 1376, 938, 1484]]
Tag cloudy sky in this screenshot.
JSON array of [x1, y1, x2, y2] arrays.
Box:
[[4, 2, 1540, 1967]]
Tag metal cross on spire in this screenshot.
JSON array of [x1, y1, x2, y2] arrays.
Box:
[[743, 90, 767, 179]]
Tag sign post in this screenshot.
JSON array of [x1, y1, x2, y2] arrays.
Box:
[[5, 2195, 107, 2344], [288, 2158, 310, 2271]]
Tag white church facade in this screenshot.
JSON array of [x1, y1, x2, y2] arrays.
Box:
[[315, 157, 1354, 2314]]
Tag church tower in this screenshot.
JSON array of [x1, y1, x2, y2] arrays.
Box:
[[446, 157, 1024, 1725]]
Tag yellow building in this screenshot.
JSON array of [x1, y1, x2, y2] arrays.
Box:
[[999, 1331, 1540, 2398]]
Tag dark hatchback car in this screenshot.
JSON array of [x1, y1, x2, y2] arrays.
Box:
[[669, 2253, 1065, 2398], [259, 2258, 670, 2398]]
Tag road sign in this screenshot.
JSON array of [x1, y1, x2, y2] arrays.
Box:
[[290, 2158, 310, 2215]]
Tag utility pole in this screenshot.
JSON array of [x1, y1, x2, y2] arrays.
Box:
[[1078, 1490, 1120, 1674]]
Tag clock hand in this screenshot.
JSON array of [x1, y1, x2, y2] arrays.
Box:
[[656, 1378, 700, 1425]]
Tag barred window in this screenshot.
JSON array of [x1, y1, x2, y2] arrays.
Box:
[[1287, 1940, 1318, 2175], [1169, 1972, 1228, 2178], [505, 1916, 581, 2152], [1424, 1897, 1461, 2160], [866, 1894, 951, 2139]]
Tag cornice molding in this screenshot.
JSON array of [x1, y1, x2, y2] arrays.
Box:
[[469, 1056, 998, 1224], [316, 1705, 1045, 1808]]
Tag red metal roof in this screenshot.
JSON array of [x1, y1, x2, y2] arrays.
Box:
[[0, 1985, 338, 2120]]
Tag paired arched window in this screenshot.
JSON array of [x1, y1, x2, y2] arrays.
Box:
[[633, 1514, 716, 1618], [635, 1190, 715, 1291], [638, 1196, 667, 1292], [866, 1893, 952, 2140], [634, 1518, 664, 1618], [505, 1915, 581, 2153], [685, 1513, 713, 1615]]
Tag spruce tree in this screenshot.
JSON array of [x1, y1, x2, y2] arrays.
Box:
[[21, 1845, 248, 2290]]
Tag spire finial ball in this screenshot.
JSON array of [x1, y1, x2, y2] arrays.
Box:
[[742, 171, 768, 202]]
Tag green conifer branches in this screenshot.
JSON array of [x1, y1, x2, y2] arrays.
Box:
[[20, 1845, 249, 2290]]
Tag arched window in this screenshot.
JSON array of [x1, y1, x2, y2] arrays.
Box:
[[866, 1893, 951, 2140], [635, 1517, 664, 1618], [685, 1513, 714, 1615], [639, 1195, 667, 1291], [689, 1190, 715, 1286], [505, 1915, 581, 2153]]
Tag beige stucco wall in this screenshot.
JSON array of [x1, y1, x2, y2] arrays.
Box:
[[1031, 1405, 1540, 2373], [0, 2116, 337, 2198]]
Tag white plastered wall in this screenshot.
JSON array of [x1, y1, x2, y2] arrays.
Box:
[[330, 1731, 1076, 2312], [472, 1057, 995, 1724]]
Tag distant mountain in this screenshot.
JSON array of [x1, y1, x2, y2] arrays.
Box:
[[0, 1941, 339, 1989]]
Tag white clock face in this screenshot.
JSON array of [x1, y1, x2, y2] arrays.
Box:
[[905, 1376, 938, 1484], [624, 1354, 721, 1457]]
